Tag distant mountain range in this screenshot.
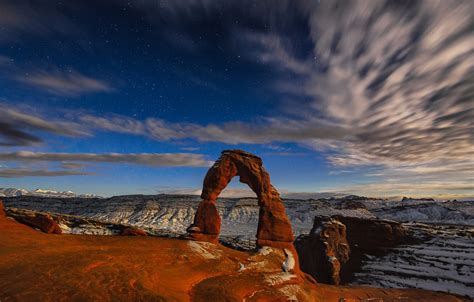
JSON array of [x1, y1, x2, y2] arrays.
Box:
[[0, 187, 99, 198]]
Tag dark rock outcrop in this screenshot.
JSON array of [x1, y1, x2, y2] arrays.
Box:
[[188, 150, 294, 248], [336, 200, 367, 210], [120, 226, 148, 236], [402, 196, 435, 202], [296, 215, 409, 285], [295, 217, 350, 284], [336, 215, 406, 248], [7, 207, 62, 234]]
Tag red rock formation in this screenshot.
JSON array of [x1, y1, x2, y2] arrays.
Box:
[[0, 201, 4, 217], [188, 150, 294, 247], [120, 226, 148, 236], [295, 217, 350, 285], [296, 215, 409, 285], [8, 209, 62, 234]]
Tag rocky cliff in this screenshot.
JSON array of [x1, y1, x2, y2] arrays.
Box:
[[295, 215, 474, 298], [295, 216, 409, 285]]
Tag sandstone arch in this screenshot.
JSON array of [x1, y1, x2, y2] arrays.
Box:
[[187, 150, 294, 247]]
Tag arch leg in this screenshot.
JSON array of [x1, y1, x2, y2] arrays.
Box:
[[187, 199, 221, 243]]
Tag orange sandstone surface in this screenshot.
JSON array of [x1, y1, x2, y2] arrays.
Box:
[[0, 201, 467, 302]]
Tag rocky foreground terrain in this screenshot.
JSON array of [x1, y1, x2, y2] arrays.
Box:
[[0, 201, 469, 302], [2, 194, 474, 298]]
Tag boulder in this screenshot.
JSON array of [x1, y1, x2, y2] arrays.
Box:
[[188, 150, 294, 248], [9, 209, 62, 234]]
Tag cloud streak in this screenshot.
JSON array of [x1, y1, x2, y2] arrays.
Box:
[[0, 1, 472, 196], [0, 151, 211, 168], [0, 104, 86, 146], [244, 0, 473, 179], [0, 1, 82, 43], [17, 69, 113, 96], [0, 168, 93, 178], [80, 114, 352, 144], [78, 0, 474, 177], [325, 180, 474, 199]]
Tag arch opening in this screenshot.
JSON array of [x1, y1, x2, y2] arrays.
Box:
[[219, 178, 259, 250], [187, 150, 294, 248]]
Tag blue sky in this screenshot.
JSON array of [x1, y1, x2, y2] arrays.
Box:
[[0, 1, 473, 198]]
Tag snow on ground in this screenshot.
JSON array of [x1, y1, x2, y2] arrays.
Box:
[[278, 284, 301, 302], [265, 272, 296, 286], [371, 202, 474, 225], [2, 195, 376, 240], [351, 223, 474, 297], [187, 241, 222, 260]]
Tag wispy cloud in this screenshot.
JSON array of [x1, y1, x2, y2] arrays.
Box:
[[79, 114, 146, 135], [80, 114, 351, 144], [0, 121, 42, 147], [16, 69, 113, 96], [324, 180, 474, 199], [1, 101, 351, 147], [0, 1, 81, 43], [60, 162, 88, 169], [180, 147, 201, 151], [0, 0, 472, 196], [0, 104, 86, 146], [0, 151, 212, 168], [245, 0, 474, 179], [0, 168, 93, 178], [130, 0, 474, 173]]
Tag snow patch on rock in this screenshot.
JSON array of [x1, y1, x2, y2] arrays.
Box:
[[258, 246, 273, 256], [187, 241, 221, 260], [278, 284, 301, 301], [265, 272, 296, 286], [282, 248, 296, 272]]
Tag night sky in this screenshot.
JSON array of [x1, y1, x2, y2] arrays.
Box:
[[0, 0, 473, 198]]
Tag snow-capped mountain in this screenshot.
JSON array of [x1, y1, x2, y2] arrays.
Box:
[[0, 188, 29, 197], [0, 187, 99, 198]]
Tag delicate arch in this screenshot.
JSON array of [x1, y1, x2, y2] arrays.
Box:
[[187, 150, 294, 247]]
